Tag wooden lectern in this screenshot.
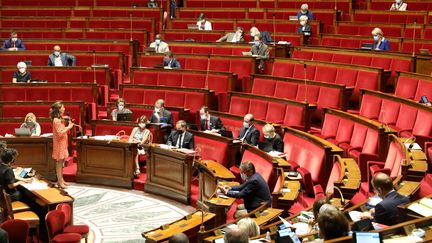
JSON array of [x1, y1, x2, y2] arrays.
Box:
[[145, 145, 195, 204]]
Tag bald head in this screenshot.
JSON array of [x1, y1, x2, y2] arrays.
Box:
[[249, 27, 260, 37], [168, 233, 189, 243], [372, 173, 394, 197], [53, 45, 61, 52], [155, 99, 165, 109], [224, 225, 248, 243]]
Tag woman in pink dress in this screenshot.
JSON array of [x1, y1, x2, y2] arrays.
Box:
[[50, 101, 74, 188]]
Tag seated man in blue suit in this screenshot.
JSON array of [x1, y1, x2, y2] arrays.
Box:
[[362, 173, 410, 226], [163, 51, 181, 69], [219, 161, 272, 218], [1, 32, 26, 51], [48, 45, 76, 66]]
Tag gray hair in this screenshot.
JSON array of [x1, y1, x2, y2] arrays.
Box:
[[239, 161, 255, 174]]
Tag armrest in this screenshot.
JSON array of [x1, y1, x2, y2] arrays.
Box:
[[359, 153, 380, 182], [347, 146, 363, 152], [336, 140, 350, 146], [296, 167, 314, 196], [313, 184, 325, 199], [347, 109, 360, 115], [367, 161, 385, 183], [229, 166, 241, 183], [308, 127, 321, 134], [288, 161, 300, 170], [397, 128, 413, 137]]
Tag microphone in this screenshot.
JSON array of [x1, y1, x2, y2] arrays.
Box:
[[412, 17, 417, 57], [92, 50, 97, 84], [129, 12, 133, 41], [303, 62, 308, 102], [333, 186, 346, 206], [64, 112, 71, 126], [205, 54, 210, 89], [272, 13, 276, 46]]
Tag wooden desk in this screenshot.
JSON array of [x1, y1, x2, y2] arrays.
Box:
[[142, 211, 216, 243], [74, 138, 137, 188], [1, 137, 56, 180], [145, 145, 195, 204]]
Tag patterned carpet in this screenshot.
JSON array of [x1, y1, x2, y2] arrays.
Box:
[[65, 184, 194, 243]]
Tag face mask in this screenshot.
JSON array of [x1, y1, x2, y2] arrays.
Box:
[[201, 20, 206, 24], [11, 38, 17, 42], [154, 108, 160, 113], [395, 0, 401, 3], [240, 173, 247, 181], [26, 121, 34, 126], [200, 114, 206, 120], [177, 129, 184, 134], [300, 21, 306, 26], [254, 41, 260, 47], [264, 135, 270, 139], [118, 104, 124, 110], [54, 51, 60, 57], [155, 39, 161, 44], [243, 122, 249, 128], [19, 68, 26, 73], [251, 33, 255, 38], [373, 35, 379, 41], [236, 31, 242, 36], [139, 123, 146, 129]]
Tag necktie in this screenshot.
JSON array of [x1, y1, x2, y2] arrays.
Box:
[[12, 41, 15, 48], [241, 128, 250, 141], [156, 44, 159, 52], [206, 119, 210, 130]]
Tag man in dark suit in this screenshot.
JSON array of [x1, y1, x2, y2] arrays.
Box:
[[47, 45, 76, 66], [163, 51, 181, 69], [363, 173, 410, 225], [261, 124, 284, 152], [1, 32, 26, 51], [167, 120, 195, 150], [0, 228, 8, 243], [250, 34, 270, 73], [237, 114, 260, 146], [150, 99, 174, 127], [219, 161, 272, 218], [199, 106, 225, 133]]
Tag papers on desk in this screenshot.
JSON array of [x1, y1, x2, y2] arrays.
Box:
[[159, 144, 174, 150], [176, 148, 196, 154], [21, 180, 49, 191], [292, 222, 310, 235], [404, 142, 422, 150], [92, 135, 117, 141], [348, 211, 363, 222], [408, 198, 432, 217], [367, 195, 383, 207], [383, 235, 423, 243], [267, 151, 286, 158], [278, 216, 294, 228], [40, 133, 53, 138]]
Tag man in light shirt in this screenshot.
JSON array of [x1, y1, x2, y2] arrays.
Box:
[[216, 27, 245, 43], [48, 45, 76, 67], [149, 34, 170, 53]]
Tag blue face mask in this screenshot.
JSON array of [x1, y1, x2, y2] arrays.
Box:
[[254, 41, 260, 47], [373, 35, 379, 41]]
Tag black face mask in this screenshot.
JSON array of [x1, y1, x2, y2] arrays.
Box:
[[177, 130, 184, 134]]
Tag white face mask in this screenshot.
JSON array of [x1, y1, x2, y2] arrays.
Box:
[[251, 33, 255, 37], [154, 107, 160, 113], [240, 173, 248, 181], [200, 114, 206, 120], [11, 38, 17, 42], [155, 39, 161, 44], [300, 21, 306, 26], [395, 0, 401, 3], [138, 123, 146, 129], [118, 104, 124, 110], [243, 122, 249, 128], [264, 135, 270, 139], [254, 41, 260, 47], [54, 51, 61, 56], [18, 67, 26, 73], [373, 35, 379, 41]]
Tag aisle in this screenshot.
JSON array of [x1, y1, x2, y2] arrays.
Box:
[[65, 184, 194, 243]]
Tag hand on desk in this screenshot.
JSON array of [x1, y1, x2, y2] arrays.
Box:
[[218, 185, 231, 194], [360, 209, 374, 220]]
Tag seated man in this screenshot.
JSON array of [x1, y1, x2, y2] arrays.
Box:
[[149, 34, 169, 53], [48, 45, 76, 66], [237, 114, 260, 146], [1, 32, 26, 51], [150, 99, 174, 127], [219, 161, 272, 218], [250, 34, 269, 74], [261, 124, 283, 152], [167, 120, 195, 150], [250, 27, 272, 44], [169, 233, 189, 243], [163, 51, 181, 69], [224, 225, 248, 243], [216, 27, 245, 43], [362, 173, 410, 226], [199, 106, 224, 133], [296, 4, 314, 20], [196, 13, 212, 31]]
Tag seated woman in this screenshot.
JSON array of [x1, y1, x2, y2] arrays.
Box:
[[111, 98, 132, 121], [20, 113, 41, 136], [372, 28, 390, 51], [12, 61, 31, 83], [0, 148, 32, 201], [196, 13, 212, 31], [237, 217, 260, 238], [129, 115, 152, 177], [390, 0, 407, 11], [163, 51, 181, 69], [297, 15, 312, 45]]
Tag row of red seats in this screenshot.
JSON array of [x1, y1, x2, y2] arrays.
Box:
[[356, 89, 432, 149], [395, 72, 432, 102], [335, 22, 432, 39], [0, 0, 160, 7], [271, 59, 387, 102], [250, 75, 349, 120], [228, 91, 314, 131], [368, 0, 432, 11], [351, 10, 428, 24]]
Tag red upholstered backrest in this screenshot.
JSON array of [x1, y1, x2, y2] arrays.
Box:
[[312, 52, 333, 62], [94, 124, 134, 135], [229, 96, 250, 116], [46, 210, 65, 238], [379, 99, 400, 125], [349, 123, 368, 148], [362, 129, 378, 154], [325, 161, 341, 193], [132, 72, 158, 85], [123, 88, 145, 103], [314, 66, 337, 83], [414, 80, 432, 101], [265, 102, 286, 124], [241, 149, 272, 183], [248, 100, 268, 120], [395, 76, 418, 99], [384, 141, 403, 178], [56, 203, 72, 226], [359, 93, 382, 119], [274, 82, 298, 100], [271, 62, 295, 77], [395, 104, 417, 130], [317, 86, 343, 109], [320, 113, 341, 139], [251, 78, 276, 96], [0, 219, 29, 243], [219, 117, 242, 138], [335, 68, 358, 87], [230, 59, 252, 80], [283, 105, 304, 128], [128, 108, 154, 122], [412, 109, 432, 137], [184, 92, 206, 112], [335, 119, 354, 143], [194, 135, 229, 167]]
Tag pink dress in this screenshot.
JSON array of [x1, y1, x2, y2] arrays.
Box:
[[52, 118, 69, 160]]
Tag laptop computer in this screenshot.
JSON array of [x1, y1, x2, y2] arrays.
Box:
[[353, 232, 383, 243], [360, 43, 374, 50], [15, 128, 32, 137], [419, 49, 430, 55], [242, 51, 252, 56], [187, 24, 199, 30], [117, 113, 133, 122], [219, 130, 233, 138]]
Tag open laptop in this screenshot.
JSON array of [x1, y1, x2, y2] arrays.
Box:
[[187, 24, 199, 30], [242, 51, 252, 56], [117, 113, 133, 122], [360, 43, 374, 50], [353, 232, 383, 243], [219, 130, 233, 139], [15, 128, 32, 137]]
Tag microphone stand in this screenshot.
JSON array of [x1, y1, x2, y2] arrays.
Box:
[[92, 50, 97, 84], [412, 18, 417, 57], [205, 54, 210, 89], [129, 12, 133, 42], [272, 13, 276, 47], [303, 63, 308, 103]]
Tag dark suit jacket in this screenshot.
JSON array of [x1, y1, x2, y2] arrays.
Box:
[[238, 125, 260, 146], [263, 134, 284, 152], [297, 24, 312, 35], [150, 109, 174, 127], [227, 172, 272, 212], [48, 53, 76, 66], [0, 228, 8, 243], [374, 191, 409, 225], [1, 38, 25, 51], [163, 58, 181, 69], [260, 31, 272, 44], [167, 131, 195, 149], [200, 116, 225, 131]]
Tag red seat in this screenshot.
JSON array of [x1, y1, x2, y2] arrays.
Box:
[[56, 203, 89, 243], [45, 210, 81, 243], [1, 219, 29, 243]]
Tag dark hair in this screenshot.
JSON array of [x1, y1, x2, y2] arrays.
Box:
[[312, 198, 328, 220], [200, 106, 209, 113], [116, 98, 126, 106], [165, 51, 174, 58], [198, 12, 206, 20], [137, 115, 149, 124], [240, 161, 255, 174], [317, 210, 349, 240], [50, 101, 63, 120], [372, 173, 394, 192], [1, 148, 18, 164], [168, 233, 189, 243]]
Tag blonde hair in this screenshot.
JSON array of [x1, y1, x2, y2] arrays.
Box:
[[237, 218, 260, 238], [371, 27, 383, 36], [299, 15, 309, 22], [262, 123, 275, 134], [24, 113, 37, 123], [17, 61, 27, 69]]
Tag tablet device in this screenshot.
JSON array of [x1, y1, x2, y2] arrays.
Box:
[[352, 218, 374, 231], [353, 232, 383, 243], [213, 237, 224, 243]]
